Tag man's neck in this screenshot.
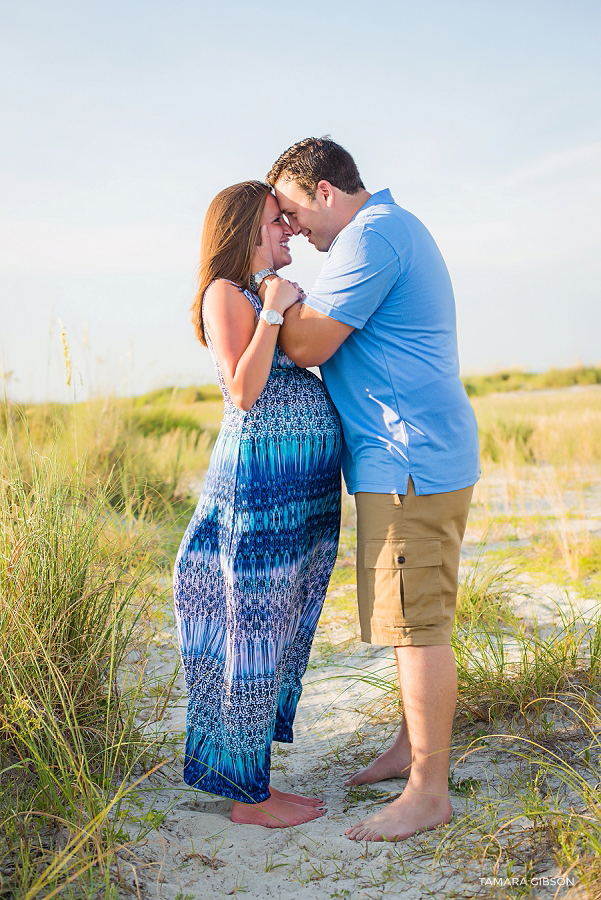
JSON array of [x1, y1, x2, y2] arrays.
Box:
[[339, 189, 372, 228]]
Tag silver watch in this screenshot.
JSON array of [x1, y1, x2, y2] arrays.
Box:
[[259, 308, 284, 326], [249, 267, 276, 293]]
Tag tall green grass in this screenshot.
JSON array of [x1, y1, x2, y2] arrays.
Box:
[[0, 420, 174, 897], [2, 392, 216, 520], [472, 385, 601, 468]]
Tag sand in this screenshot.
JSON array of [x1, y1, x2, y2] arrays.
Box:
[[116, 472, 600, 899]]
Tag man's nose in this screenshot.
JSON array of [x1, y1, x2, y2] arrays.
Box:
[[289, 221, 301, 236]]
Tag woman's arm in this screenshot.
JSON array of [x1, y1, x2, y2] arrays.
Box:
[[203, 278, 299, 411]]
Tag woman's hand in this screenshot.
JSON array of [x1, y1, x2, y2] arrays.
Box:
[[288, 281, 306, 302], [255, 224, 275, 271], [263, 276, 303, 314]]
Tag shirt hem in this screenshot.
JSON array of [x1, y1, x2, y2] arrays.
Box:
[[346, 472, 480, 496], [303, 295, 365, 329]]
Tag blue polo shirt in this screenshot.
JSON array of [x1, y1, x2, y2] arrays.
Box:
[[303, 189, 480, 496]]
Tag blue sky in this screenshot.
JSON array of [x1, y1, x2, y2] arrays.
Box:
[[1, 0, 600, 401]]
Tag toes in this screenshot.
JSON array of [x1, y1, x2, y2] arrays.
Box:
[[295, 800, 326, 812], [365, 830, 386, 842], [345, 822, 367, 840], [344, 823, 389, 842], [344, 774, 362, 787], [350, 829, 369, 842], [307, 813, 323, 823]]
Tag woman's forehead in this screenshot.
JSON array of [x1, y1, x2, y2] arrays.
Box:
[[263, 192, 281, 217]]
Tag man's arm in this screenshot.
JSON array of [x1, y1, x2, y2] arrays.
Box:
[[279, 302, 354, 367], [279, 224, 399, 367]]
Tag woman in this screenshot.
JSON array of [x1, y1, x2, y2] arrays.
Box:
[[173, 181, 341, 828]]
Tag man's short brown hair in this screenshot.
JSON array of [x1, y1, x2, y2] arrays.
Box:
[[266, 136, 365, 198]]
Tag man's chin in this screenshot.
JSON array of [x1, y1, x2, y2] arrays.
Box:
[[305, 232, 330, 252]]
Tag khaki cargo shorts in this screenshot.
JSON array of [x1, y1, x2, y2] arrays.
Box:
[[355, 478, 474, 646]]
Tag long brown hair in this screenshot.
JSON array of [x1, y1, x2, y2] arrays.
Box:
[[192, 180, 271, 345]]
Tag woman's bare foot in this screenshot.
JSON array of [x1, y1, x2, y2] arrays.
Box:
[[269, 785, 325, 808], [344, 745, 412, 787], [231, 796, 325, 828], [345, 787, 452, 842]]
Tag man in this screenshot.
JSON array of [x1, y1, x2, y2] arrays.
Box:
[[264, 137, 480, 842]]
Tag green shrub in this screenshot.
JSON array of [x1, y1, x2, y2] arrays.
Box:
[[462, 366, 601, 397], [0, 436, 169, 898]]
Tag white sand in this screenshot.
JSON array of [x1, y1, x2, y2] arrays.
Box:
[[118, 472, 600, 899]]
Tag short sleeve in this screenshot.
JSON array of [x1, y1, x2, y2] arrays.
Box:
[[303, 225, 400, 329]]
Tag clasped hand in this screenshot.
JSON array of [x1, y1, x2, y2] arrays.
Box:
[[264, 277, 305, 314]]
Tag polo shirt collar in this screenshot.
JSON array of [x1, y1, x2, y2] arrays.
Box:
[[351, 189, 395, 222]]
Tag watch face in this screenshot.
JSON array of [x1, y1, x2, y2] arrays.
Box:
[[265, 309, 280, 324]]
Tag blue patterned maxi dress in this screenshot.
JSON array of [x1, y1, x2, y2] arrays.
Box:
[[173, 284, 341, 804]]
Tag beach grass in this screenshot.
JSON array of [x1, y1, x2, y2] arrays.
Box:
[[0, 411, 177, 898], [2, 372, 601, 897]]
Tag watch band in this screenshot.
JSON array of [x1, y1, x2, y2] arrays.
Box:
[[249, 268, 276, 294], [259, 309, 284, 326]]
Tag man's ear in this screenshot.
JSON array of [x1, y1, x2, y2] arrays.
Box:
[[316, 180, 336, 207]]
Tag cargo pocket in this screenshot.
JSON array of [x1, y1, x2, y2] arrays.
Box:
[[364, 539, 444, 627]]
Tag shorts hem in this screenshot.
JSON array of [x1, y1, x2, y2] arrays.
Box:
[[362, 625, 454, 647]]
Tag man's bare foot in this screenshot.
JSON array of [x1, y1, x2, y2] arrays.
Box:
[[269, 785, 325, 808], [344, 745, 412, 787], [345, 787, 452, 842], [231, 796, 325, 828]]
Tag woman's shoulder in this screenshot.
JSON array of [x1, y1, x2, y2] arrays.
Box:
[[203, 278, 247, 308], [204, 278, 244, 298], [203, 279, 258, 320]]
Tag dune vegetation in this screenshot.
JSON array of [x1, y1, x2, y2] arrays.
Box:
[[1, 374, 600, 898]]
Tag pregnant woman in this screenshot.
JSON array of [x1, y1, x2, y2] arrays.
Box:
[[173, 181, 341, 828]]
